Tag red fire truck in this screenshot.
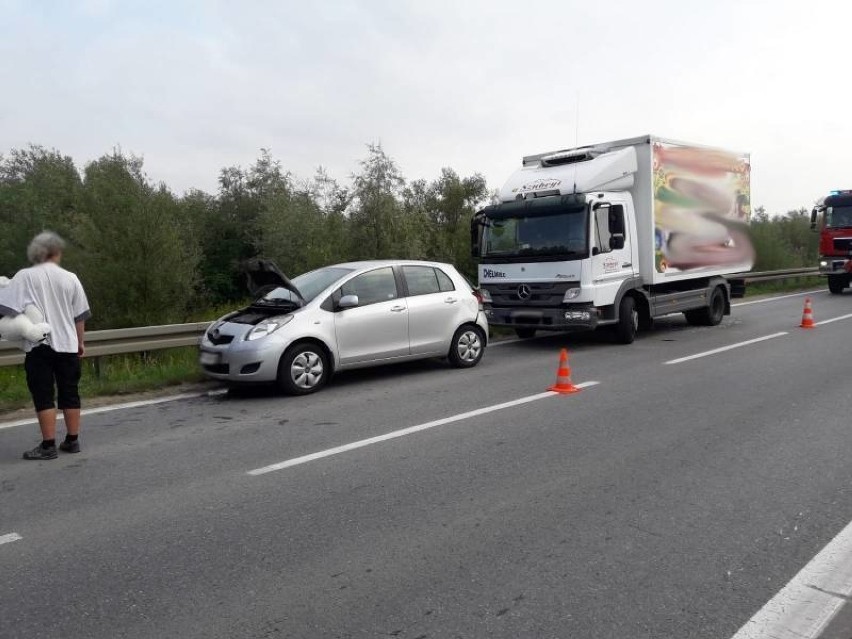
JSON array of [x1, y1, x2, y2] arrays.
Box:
[[811, 190, 852, 294]]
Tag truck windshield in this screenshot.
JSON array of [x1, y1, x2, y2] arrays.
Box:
[[482, 209, 588, 259], [827, 206, 852, 228]]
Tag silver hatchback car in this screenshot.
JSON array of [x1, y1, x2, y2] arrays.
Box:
[[199, 259, 489, 394]]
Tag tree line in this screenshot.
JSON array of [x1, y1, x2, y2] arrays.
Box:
[[0, 144, 488, 329], [0, 144, 817, 330]]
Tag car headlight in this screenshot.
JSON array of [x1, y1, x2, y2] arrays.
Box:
[[479, 288, 493, 303], [563, 287, 581, 301], [820, 261, 828, 267], [245, 316, 293, 341]]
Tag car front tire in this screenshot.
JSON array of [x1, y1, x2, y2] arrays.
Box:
[[277, 343, 330, 395]]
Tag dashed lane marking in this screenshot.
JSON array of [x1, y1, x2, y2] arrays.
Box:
[[814, 312, 852, 327], [248, 382, 601, 476], [664, 332, 788, 365], [0, 533, 22, 546]]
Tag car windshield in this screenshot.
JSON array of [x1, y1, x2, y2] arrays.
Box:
[[260, 266, 354, 304], [482, 208, 588, 259]]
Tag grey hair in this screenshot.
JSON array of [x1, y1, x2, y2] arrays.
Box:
[[27, 231, 66, 264]]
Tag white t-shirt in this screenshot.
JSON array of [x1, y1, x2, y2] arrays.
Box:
[[1, 262, 91, 353]]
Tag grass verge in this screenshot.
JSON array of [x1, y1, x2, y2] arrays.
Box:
[[0, 346, 205, 413], [744, 276, 824, 297]]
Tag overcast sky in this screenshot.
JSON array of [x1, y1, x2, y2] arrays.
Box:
[[1, 0, 848, 214]]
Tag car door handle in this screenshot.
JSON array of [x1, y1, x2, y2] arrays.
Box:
[[390, 305, 406, 312], [444, 297, 458, 304]]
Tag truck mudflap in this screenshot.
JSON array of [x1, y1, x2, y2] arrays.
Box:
[[484, 304, 599, 331]]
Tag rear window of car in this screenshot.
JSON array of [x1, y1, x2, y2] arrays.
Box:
[[436, 269, 455, 292], [403, 266, 456, 296]]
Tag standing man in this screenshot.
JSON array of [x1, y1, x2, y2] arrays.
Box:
[[2, 232, 90, 460]]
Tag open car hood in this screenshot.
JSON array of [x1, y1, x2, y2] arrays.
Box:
[[243, 258, 305, 303]]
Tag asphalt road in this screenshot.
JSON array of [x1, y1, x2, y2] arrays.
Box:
[[2, 289, 852, 638]]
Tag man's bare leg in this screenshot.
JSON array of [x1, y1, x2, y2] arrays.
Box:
[[36, 408, 57, 441], [63, 408, 80, 437]]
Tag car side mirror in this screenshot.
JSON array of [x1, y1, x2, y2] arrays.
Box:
[[611, 234, 625, 250], [338, 294, 359, 309]]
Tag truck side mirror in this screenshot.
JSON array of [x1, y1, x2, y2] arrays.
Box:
[[810, 207, 818, 231], [470, 217, 482, 257], [611, 234, 625, 250]]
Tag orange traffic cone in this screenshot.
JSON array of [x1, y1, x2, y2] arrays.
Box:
[[800, 297, 816, 329], [548, 348, 582, 394]]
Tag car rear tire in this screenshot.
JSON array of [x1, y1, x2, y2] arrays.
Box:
[[277, 343, 329, 395], [448, 325, 485, 368]]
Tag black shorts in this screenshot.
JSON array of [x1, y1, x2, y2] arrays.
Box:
[[24, 345, 82, 412]]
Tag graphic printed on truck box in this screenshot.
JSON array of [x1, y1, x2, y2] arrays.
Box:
[[652, 143, 752, 273]]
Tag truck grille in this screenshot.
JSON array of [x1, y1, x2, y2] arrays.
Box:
[[833, 237, 852, 252], [484, 282, 577, 307]]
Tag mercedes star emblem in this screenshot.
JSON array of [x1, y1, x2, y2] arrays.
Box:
[[517, 284, 532, 300]]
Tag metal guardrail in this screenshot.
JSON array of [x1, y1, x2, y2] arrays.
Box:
[[728, 267, 820, 283], [0, 268, 824, 367], [0, 321, 211, 367]]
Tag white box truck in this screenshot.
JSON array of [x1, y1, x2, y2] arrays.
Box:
[[471, 135, 753, 343]]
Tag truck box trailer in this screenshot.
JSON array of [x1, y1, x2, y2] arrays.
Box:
[[471, 135, 754, 343]]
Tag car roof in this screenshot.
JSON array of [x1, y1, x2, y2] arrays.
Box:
[[330, 259, 456, 271]]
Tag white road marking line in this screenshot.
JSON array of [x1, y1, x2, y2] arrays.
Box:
[[732, 289, 826, 307], [0, 533, 22, 545], [664, 332, 788, 365], [248, 382, 601, 476], [0, 389, 227, 431], [490, 337, 524, 347], [729, 518, 852, 639], [814, 312, 852, 326]]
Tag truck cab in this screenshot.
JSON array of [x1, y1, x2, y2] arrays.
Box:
[[472, 191, 640, 337], [472, 136, 753, 343], [811, 190, 852, 294]]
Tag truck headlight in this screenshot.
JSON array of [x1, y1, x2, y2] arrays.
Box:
[[563, 288, 581, 301], [820, 261, 828, 267], [246, 316, 293, 341]]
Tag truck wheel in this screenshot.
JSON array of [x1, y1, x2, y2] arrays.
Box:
[[828, 275, 846, 295], [614, 296, 638, 344], [685, 286, 725, 326], [638, 308, 654, 331], [515, 328, 537, 339]]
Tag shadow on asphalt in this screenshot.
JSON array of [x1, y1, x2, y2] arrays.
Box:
[[218, 316, 699, 404]]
